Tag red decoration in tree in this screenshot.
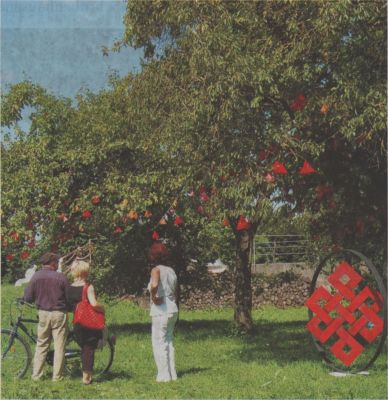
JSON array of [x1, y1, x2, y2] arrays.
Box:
[[222, 218, 230, 226], [27, 239, 36, 248], [173, 216, 184, 225], [21, 251, 30, 260], [320, 104, 329, 114], [315, 184, 332, 201], [114, 226, 123, 234], [299, 161, 317, 175], [290, 94, 307, 111], [272, 161, 288, 175], [197, 205, 205, 214], [6, 254, 14, 262], [10, 231, 20, 241], [152, 231, 159, 240], [82, 210, 92, 219], [91, 195, 101, 205], [265, 173, 275, 183], [58, 213, 69, 222], [236, 216, 251, 231]]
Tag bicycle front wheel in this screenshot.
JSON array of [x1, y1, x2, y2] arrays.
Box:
[[1, 328, 32, 379]]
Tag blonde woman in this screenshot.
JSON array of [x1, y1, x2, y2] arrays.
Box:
[[66, 260, 105, 384]]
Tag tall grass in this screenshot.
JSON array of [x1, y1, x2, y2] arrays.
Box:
[[1, 284, 387, 399]]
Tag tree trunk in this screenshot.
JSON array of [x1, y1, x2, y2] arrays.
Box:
[[233, 229, 254, 332]]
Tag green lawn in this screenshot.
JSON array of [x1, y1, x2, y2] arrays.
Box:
[[1, 284, 387, 399]]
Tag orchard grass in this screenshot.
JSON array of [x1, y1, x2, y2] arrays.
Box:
[[1, 284, 387, 399]]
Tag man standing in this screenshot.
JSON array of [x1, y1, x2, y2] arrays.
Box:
[[24, 252, 69, 381]]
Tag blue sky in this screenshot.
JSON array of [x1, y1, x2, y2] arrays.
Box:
[[1, 0, 142, 99]]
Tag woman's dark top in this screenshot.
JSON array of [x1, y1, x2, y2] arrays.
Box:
[[66, 285, 102, 348]]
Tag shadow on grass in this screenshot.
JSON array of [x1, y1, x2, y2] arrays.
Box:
[[178, 367, 211, 377], [96, 371, 133, 382], [108, 319, 387, 369]]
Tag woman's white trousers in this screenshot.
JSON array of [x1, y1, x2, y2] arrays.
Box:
[[151, 313, 178, 382]]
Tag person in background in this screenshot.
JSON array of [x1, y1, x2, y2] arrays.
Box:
[[24, 252, 69, 381], [66, 259, 104, 385], [148, 242, 179, 382]]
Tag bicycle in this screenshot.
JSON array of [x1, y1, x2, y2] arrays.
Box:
[[1, 298, 115, 380]]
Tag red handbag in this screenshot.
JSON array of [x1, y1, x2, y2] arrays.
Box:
[[73, 284, 105, 330]]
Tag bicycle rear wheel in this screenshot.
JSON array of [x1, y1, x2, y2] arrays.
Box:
[[1, 328, 32, 379], [64, 333, 114, 379]]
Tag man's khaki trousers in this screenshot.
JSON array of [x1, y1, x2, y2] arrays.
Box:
[[32, 310, 68, 381]]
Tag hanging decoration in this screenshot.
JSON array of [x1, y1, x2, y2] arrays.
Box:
[[152, 231, 160, 240], [272, 161, 288, 175], [21, 251, 30, 260], [236, 216, 251, 231], [222, 218, 230, 227], [320, 104, 329, 114], [114, 226, 123, 234], [144, 210, 152, 218], [82, 210, 92, 219], [159, 217, 167, 225], [91, 195, 101, 205], [265, 173, 275, 183], [173, 216, 184, 226], [299, 161, 317, 175], [128, 210, 138, 220], [290, 94, 307, 111]]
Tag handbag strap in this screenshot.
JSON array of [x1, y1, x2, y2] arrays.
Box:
[[81, 284, 90, 303]]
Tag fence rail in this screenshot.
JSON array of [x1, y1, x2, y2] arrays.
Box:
[[253, 234, 309, 265]]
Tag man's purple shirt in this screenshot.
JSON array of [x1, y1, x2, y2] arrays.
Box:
[[24, 267, 69, 311]]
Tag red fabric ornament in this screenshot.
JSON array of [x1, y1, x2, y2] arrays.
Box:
[[173, 216, 184, 225], [91, 196, 101, 205], [236, 216, 251, 231], [58, 213, 68, 222], [152, 231, 160, 240], [21, 251, 30, 260], [299, 161, 317, 175], [200, 192, 209, 203], [315, 184, 332, 201], [27, 239, 36, 248], [6, 254, 14, 262], [272, 161, 288, 175], [265, 173, 275, 183], [10, 231, 20, 241], [290, 94, 307, 111], [82, 210, 92, 219], [114, 226, 123, 234]]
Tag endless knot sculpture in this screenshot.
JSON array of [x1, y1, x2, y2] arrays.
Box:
[[305, 261, 384, 366]]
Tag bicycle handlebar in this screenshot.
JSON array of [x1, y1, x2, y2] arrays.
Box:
[[16, 298, 35, 308]]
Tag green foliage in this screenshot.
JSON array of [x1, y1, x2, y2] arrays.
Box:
[[1, 1, 386, 291]]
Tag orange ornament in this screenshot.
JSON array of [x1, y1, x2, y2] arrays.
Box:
[[144, 210, 152, 218], [159, 217, 167, 225], [128, 210, 138, 220], [320, 104, 329, 114], [222, 218, 230, 226]]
